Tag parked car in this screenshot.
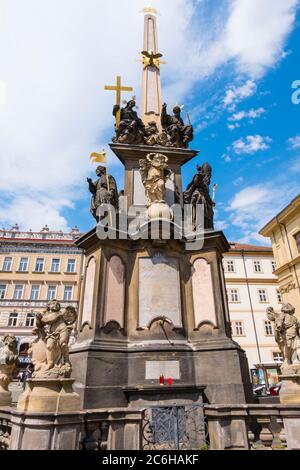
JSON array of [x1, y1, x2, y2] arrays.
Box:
[[253, 384, 267, 396], [268, 382, 282, 396]]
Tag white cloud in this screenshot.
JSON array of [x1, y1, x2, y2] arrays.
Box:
[[225, 0, 299, 77], [227, 106, 265, 129], [227, 182, 299, 243], [288, 135, 300, 149], [291, 157, 300, 172], [0, 0, 298, 230], [233, 176, 244, 186], [223, 80, 257, 108], [221, 154, 232, 163], [0, 196, 72, 231], [232, 135, 272, 154], [229, 107, 265, 122]]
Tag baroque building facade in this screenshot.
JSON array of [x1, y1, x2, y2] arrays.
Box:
[[0, 225, 283, 382], [224, 242, 283, 375], [260, 194, 300, 317], [0, 225, 82, 368]]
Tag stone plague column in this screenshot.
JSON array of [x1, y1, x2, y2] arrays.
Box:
[[141, 5, 163, 130]]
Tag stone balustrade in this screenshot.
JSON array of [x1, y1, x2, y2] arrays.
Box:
[[0, 409, 12, 450], [204, 404, 300, 450], [0, 406, 143, 450], [1, 403, 300, 450]]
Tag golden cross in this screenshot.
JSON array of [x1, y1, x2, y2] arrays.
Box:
[[104, 76, 133, 129]]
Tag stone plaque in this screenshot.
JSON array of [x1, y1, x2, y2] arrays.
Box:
[[81, 257, 96, 327], [133, 168, 175, 206], [104, 256, 125, 327], [139, 255, 182, 327], [192, 258, 217, 328], [145, 361, 180, 380]]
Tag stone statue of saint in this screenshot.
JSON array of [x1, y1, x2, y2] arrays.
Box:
[[183, 162, 215, 230], [87, 166, 118, 221], [113, 99, 145, 144], [160, 103, 194, 148], [139, 153, 172, 205], [267, 303, 300, 374], [0, 335, 18, 402], [29, 300, 77, 378]]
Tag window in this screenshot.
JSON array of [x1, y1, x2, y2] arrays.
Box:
[[8, 313, 18, 327], [271, 261, 277, 273], [232, 321, 245, 336], [25, 313, 35, 327], [63, 286, 73, 301], [228, 289, 240, 303], [264, 320, 274, 336], [295, 232, 300, 253], [276, 289, 283, 303], [253, 260, 262, 273], [66, 259, 76, 273], [226, 260, 235, 273], [30, 285, 40, 301], [258, 289, 268, 303], [0, 284, 6, 299], [50, 258, 60, 273], [2, 257, 12, 271], [273, 352, 283, 363], [47, 285, 57, 301], [35, 258, 44, 272], [18, 257, 28, 272], [13, 284, 24, 300]]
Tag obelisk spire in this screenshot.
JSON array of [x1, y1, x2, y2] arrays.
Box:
[[141, 5, 163, 130]]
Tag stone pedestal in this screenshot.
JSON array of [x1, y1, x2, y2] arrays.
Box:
[[146, 202, 173, 221], [0, 388, 12, 407], [279, 375, 300, 405], [17, 378, 80, 413], [9, 410, 84, 450]]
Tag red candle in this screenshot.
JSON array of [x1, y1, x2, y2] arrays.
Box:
[[159, 374, 165, 385], [167, 378, 173, 386]]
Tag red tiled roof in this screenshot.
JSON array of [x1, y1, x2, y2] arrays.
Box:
[[229, 242, 272, 252]]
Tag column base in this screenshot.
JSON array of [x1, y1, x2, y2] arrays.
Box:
[[0, 388, 12, 406], [279, 374, 300, 404], [17, 378, 80, 413]]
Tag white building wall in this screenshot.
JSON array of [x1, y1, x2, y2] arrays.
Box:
[[224, 248, 282, 370]]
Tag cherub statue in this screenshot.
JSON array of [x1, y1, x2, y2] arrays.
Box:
[[144, 121, 160, 146], [0, 335, 18, 397], [183, 162, 215, 230], [160, 103, 194, 148], [266, 303, 300, 374], [139, 153, 172, 205], [30, 300, 77, 378], [87, 166, 118, 221], [113, 99, 145, 144]]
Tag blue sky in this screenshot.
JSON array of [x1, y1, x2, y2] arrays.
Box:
[[0, 0, 299, 245]]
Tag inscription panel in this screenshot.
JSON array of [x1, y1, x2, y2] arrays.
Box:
[[139, 255, 182, 327], [192, 258, 217, 328], [145, 361, 181, 380], [81, 257, 96, 327]]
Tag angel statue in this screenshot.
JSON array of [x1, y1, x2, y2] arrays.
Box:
[[266, 303, 300, 374], [0, 335, 18, 403], [29, 300, 77, 378], [139, 153, 172, 205]]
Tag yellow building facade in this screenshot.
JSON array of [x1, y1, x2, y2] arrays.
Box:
[[0, 224, 83, 365], [260, 195, 300, 317]]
